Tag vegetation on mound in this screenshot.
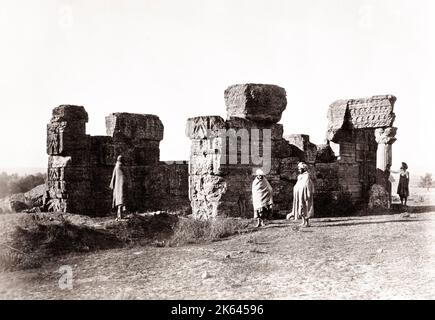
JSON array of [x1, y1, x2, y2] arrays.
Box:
[[0, 212, 177, 271], [168, 217, 251, 246], [0, 212, 252, 271]]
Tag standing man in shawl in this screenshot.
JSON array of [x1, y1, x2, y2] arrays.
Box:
[[252, 168, 273, 228], [286, 162, 314, 227], [110, 155, 128, 221]]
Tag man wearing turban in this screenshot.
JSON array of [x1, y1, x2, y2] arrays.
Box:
[[287, 162, 314, 227]]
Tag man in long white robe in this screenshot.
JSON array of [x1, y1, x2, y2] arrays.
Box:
[[110, 155, 128, 220], [252, 169, 273, 227], [287, 162, 314, 227]]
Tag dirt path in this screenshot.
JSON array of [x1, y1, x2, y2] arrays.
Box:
[[1, 213, 434, 299]]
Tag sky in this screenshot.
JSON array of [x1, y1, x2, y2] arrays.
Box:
[[0, 0, 434, 176]]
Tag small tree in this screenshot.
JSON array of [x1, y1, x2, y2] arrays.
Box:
[[419, 173, 433, 191]]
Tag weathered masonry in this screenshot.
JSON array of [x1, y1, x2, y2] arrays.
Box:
[[45, 84, 396, 217], [326, 96, 397, 211], [45, 106, 189, 215], [186, 84, 397, 219]]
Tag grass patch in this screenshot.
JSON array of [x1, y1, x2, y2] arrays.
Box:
[[0, 212, 178, 272], [0, 246, 43, 271], [168, 216, 251, 246], [0, 212, 251, 271]]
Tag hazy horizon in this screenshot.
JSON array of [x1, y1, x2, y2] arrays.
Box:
[[1, 0, 434, 175], [0, 167, 47, 177]]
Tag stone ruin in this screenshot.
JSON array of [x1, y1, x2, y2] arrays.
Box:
[[45, 84, 397, 218], [45, 105, 190, 215], [186, 84, 397, 219], [326, 96, 397, 211], [186, 84, 301, 219]]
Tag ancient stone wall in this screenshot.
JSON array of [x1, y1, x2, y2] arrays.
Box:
[[46, 106, 189, 216], [326, 95, 397, 208], [187, 85, 397, 219], [46, 88, 397, 218], [187, 84, 336, 219]]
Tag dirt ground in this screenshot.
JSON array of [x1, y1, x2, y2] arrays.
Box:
[[0, 211, 434, 300]]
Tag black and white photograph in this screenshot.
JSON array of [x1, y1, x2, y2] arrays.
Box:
[[0, 0, 434, 303]]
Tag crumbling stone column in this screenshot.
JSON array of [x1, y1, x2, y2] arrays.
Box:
[[187, 84, 301, 219], [326, 95, 397, 208], [370, 127, 397, 210], [46, 105, 91, 213], [375, 127, 397, 182], [105, 113, 164, 166], [186, 116, 228, 219]]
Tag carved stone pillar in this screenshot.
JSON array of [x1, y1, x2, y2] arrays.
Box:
[[375, 127, 397, 175], [367, 127, 397, 211]]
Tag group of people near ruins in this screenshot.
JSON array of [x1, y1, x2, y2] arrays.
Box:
[[109, 155, 410, 224], [250, 161, 410, 227], [252, 162, 314, 228]]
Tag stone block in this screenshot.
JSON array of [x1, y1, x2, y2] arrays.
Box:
[[326, 100, 348, 132], [339, 142, 355, 156], [189, 175, 226, 202], [90, 136, 115, 166], [347, 96, 396, 129], [111, 141, 160, 166], [190, 138, 224, 156], [186, 116, 226, 139], [51, 105, 88, 122], [47, 121, 88, 155], [191, 199, 220, 219], [327, 95, 396, 133], [224, 84, 287, 124], [163, 163, 189, 197], [48, 156, 72, 168], [368, 184, 390, 211], [226, 117, 284, 140], [189, 153, 223, 176], [106, 113, 164, 142], [47, 180, 67, 199]]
